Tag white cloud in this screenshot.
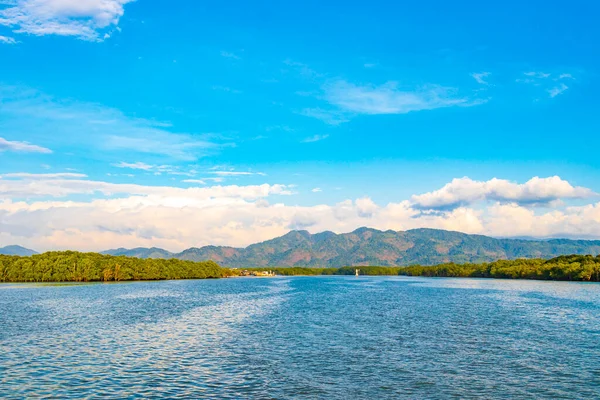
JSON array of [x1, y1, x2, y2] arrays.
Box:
[[0, 137, 52, 153], [298, 108, 349, 126], [311, 187, 322, 192], [220, 51, 240, 60], [471, 72, 490, 85], [0, 173, 292, 199], [411, 176, 595, 210], [517, 71, 575, 98], [302, 134, 329, 143], [183, 179, 206, 185], [523, 71, 551, 79], [210, 171, 266, 177], [0, 0, 133, 41], [548, 83, 569, 98], [0, 35, 18, 44], [112, 162, 196, 176], [0, 172, 86, 179], [212, 85, 242, 94], [322, 80, 471, 115], [1, 175, 600, 251], [0, 85, 225, 160], [113, 161, 154, 171]]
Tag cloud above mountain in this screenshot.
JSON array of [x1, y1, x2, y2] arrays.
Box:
[[411, 176, 595, 211], [1, 174, 600, 252]]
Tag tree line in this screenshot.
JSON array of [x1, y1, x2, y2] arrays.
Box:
[[0, 251, 226, 282], [1, 252, 599, 283], [245, 255, 600, 282]]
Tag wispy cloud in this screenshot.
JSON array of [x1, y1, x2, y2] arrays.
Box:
[[182, 179, 206, 185], [0, 173, 292, 199], [212, 85, 242, 94], [113, 161, 154, 171], [0, 85, 226, 161], [302, 134, 329, 143], [0, 0, 133, 41], [113, 162, 198, 176], [210, 171, 266, 177], [471, 72, 490, 85], [265, 125, 295, 133], [322, 80, 472, 115], [0, 172, 87, 180], [0, 35, 17, 44], [517, 71, 576, 98], [524, 71, 551, 79], [311, 187, 322, 192], [298, 108, 349, 126], [283, 59, 323, 79], [548, 83, 569, 98], [220, 50, 240, 60], [0, 137, 52, 153]]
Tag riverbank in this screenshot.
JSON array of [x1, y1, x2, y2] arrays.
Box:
[[2, 252, 599, 283]]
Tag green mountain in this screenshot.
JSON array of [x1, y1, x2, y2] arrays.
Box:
[[102, 228, 600, 268], [0, 245, 38, 257]]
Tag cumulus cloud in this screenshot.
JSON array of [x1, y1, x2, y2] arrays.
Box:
[[1, 175, 600, 251], [411, 176, 595, 210], [0, 137, 52, 153], [0, 0, 133, 41]]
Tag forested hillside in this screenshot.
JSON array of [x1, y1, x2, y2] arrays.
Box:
[[104, 228, 600, 268]]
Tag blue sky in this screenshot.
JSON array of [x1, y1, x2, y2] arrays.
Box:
[[1, 0, 600, 251]]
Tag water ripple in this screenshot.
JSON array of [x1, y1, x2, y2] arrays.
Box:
[[1, 277, 599, 398]]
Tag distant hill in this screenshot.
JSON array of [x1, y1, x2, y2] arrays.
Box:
[[101, 247, 175, 259], [101, 228, 600, 268], [0, 245, 38, 257]]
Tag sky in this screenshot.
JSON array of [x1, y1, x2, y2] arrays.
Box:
[[1, 0, 600, 251]]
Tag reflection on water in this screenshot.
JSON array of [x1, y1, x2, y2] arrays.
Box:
[[1, 276, 599, 399]]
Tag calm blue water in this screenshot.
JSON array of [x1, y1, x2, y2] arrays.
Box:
[[1, 276, 599, 399]]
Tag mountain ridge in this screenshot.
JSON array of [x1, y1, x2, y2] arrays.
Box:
[[0, 245, 38, 257], [100, 227, 600, 268]]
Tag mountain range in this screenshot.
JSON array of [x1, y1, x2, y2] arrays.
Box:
[[98, 228, 600, 268], [4, 228, 600, 268]]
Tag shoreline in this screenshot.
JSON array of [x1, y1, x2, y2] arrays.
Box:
[[2, 273, 600, 285]]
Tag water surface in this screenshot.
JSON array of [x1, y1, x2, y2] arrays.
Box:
[[1, 276, 599, 399]]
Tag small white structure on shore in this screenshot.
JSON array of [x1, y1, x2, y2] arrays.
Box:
[[355, 268, 360, 277]]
